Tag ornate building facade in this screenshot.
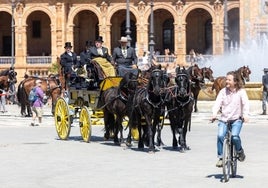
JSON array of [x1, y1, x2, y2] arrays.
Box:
[[0, 0, 268, 81]]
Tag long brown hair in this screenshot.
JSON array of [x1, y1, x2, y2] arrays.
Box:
[[226, 71, 243, 90]]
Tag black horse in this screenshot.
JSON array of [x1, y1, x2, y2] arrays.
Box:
[[101, 72, 138, 145], [165, 66, 194, 151], [127, 69, 166, 152]]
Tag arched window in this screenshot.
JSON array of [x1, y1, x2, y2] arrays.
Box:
[[205, 18, 212, 54], [163, 19, 174, 53]]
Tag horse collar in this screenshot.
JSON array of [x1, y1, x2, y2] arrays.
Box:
[[145, 93, 162, 108], [176, 95, 193, 107]]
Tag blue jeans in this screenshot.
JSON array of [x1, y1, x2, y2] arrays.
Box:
[[217, 119, 243, 158]]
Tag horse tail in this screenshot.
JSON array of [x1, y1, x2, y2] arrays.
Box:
[[16, 80, 29, 116], [16, 81, 23, 105]]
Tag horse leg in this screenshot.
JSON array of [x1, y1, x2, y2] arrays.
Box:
[[103, 111, 113, 140], [194, 88, 201, 112], [137, 118, 144, 149], [182, 120, 191, 150], [178, 126, 186, 151], [169, 115, 178, 149], [194, 94, 198, 112], [172, 129, 178, 149], [126, 121, 132, 147], [113, 117, 120, 145], [145, 117, 154, 152], [51, 102, 55, 115], [21, 103, 26, 117], [156, 115, 165, 147], [118, 118, 124, 145], [26, 104, 32, 117]]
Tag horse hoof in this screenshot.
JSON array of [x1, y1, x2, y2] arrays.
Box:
[[125, 142, 132, 147]]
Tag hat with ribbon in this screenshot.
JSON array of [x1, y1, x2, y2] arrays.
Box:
[[118, 36, 128, 43]]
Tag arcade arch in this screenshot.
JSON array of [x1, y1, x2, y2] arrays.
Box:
[[26, 11, 51, 56]]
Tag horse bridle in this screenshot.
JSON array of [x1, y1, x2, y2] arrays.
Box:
[[8, 69, 17, 84], [176, 73, 191, 95]]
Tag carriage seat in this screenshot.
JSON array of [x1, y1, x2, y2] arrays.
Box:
[[69, 71, 99, 90]]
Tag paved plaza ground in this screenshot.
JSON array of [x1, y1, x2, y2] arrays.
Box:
[[0, 101, 267, 187]]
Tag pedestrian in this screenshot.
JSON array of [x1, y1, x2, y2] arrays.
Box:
[[137, 51, 150, 71], [261, 68, 268, 115], [211, 71, 249, 168], [30, 79, 45, 126], [112, 36, 138, 77], [88, 36, 116, 78], [60, 42, 78, 90], [0, 88, 7, 113], [189, 49, 196, 65]]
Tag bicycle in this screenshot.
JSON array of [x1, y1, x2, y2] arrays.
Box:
[[211, 118, 243, 182]]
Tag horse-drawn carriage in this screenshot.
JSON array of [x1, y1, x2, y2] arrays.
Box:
[[54, 76, 123, 143]]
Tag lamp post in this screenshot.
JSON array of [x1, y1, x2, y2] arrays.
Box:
[[10, 0, 18, 68], [223, 0, 230, 53], [149, 0, 155, 65], [126, 0, 131, 46]]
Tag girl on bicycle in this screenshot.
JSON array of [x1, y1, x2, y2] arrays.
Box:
[[211, 71, 249, 167]]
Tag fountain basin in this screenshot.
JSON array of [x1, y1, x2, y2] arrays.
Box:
[[198, 82, 262, 100]]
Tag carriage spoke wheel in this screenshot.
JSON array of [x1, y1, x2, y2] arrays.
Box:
[[54, 97, 71, 140], [79, 106, 92, 142], [222, 139, 231, 182]]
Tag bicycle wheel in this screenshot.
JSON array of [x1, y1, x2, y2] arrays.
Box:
[[222, 138, 231, 182], [231, 143, 237, 177]]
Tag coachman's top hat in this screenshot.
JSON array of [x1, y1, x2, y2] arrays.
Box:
[[64, 42, 72, 48], [95, 36, 104, 42], [264, 68, 268, 72]]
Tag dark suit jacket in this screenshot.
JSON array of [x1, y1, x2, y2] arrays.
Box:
[[79, 50, 90, 67], [112, 46, 137, 66], [88, 46, 112, 62], [60, 52, 78, 74], [263, 73, 268, 91]]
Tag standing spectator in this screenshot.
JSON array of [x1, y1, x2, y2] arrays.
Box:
[[30, 79, 45, 126], [211, 71, 249, 167], [0, 88, 7, 113], [261, 68, 268, 115], [189, 49, 196, 65], [112, 36, 138, 77], [137, 51, 150, 71], [60, 42, 78, 90], [88, 36, 116, 78]]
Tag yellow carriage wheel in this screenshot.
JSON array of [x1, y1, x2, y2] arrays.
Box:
[[79, 106, 92, 142], [54, 97, 71, 140]]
